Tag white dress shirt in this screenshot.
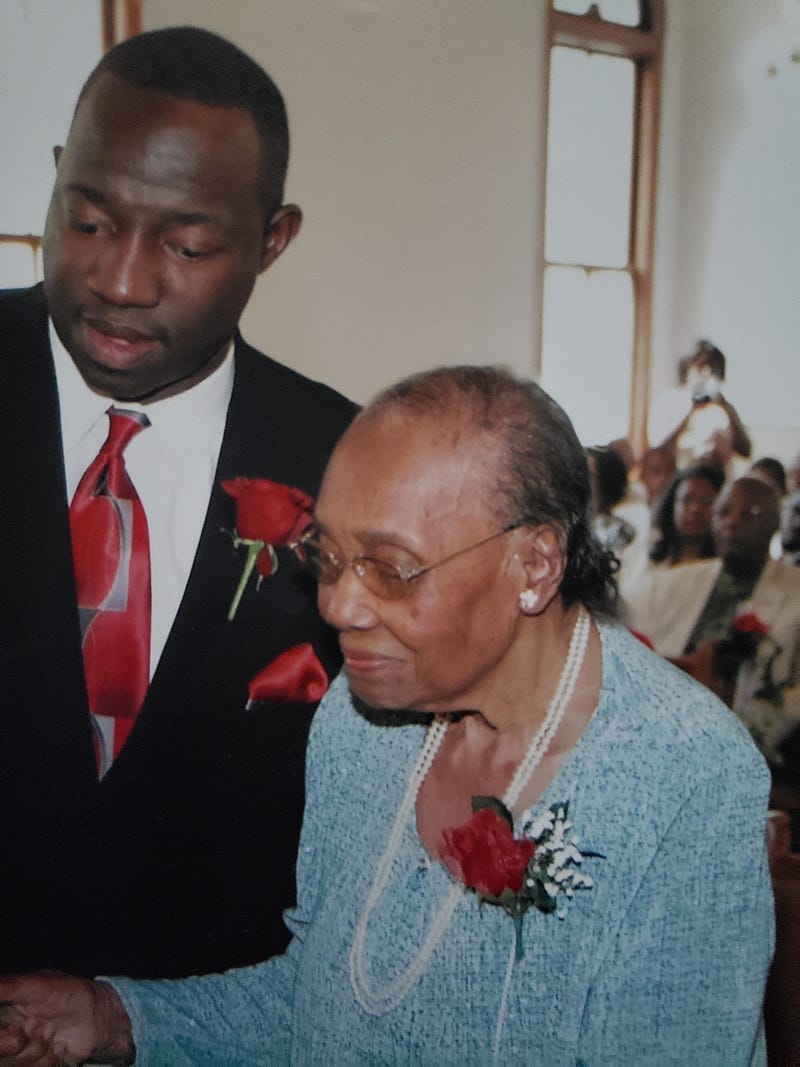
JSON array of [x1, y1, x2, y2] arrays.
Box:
[[52, 321, 234, 678]]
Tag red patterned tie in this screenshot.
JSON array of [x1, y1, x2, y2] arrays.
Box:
[[69, 407, 151, 776]]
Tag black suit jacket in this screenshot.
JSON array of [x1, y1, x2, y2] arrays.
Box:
[[0, 285, 357, 977]]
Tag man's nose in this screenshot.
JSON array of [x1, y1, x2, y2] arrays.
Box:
[[89, 232, 161, 307]]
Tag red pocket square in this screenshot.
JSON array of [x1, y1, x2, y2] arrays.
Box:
[[246, 643, 329, 709]]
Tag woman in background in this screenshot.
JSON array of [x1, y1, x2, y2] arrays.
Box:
[[650, 464, 725, 567]]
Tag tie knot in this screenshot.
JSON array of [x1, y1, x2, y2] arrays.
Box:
[[105, 407, 150, 457]]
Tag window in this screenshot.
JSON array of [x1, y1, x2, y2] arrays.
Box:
[[0, 1, 140, 287], [538, 0, 664, 450]]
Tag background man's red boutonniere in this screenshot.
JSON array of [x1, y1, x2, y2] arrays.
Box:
[[716, 609, 786, 708], [732, 610, 770, 638], [246, 644, 329, 710], [441, 797, 600, 961], [221, 477, 314, 620]]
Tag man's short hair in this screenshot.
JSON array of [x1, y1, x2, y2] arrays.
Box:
[[79, 26, 290, 221]]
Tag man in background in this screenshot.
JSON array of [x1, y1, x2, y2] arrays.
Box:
[[626, 477, 800, 820], [0, 27, 356, 978]]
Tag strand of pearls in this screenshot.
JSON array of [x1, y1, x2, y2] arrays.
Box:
[[349, 606, 590, 1017], [349, 716, 459, 1014], [504, 606, 590, 809], [492, 934, 518, 1064]]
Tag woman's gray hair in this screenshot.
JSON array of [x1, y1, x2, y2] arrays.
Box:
[[362, 364, 619, 618]]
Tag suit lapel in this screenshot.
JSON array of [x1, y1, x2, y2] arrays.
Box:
[[1, 287, 85, 676], [749, 559, 788, 628], [0, 286, 96, 782], [142, 337, 316, 718]]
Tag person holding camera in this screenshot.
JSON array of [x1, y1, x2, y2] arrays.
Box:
[[648, 339, 752, 473]]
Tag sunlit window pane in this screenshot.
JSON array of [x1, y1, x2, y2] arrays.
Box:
[[540, 266, 633, 444], [0, 242, 42, 288], [552, 0, 641, 27], [545, 48, 634, 267], [1, 0, 102, 235]]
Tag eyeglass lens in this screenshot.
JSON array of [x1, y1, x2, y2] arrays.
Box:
[[295, 540, 410, 599]]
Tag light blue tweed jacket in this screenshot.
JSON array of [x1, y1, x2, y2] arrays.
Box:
[[113, 624, 774, 1065]]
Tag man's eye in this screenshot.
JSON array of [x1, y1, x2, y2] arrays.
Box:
[[70, 218, 98, 235], [168, 235, 217, 260]]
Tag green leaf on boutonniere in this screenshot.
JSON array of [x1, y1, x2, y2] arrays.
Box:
[[472, 795, 514, 826]]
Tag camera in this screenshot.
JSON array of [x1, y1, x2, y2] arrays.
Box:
[[691, 377, 721, 404]]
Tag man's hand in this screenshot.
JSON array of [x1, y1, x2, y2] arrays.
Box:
[[0, 975, 133, 1065], [0, 1012, 60, 1066]]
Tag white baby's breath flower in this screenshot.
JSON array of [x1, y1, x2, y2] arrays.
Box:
[[525, 809, 555, 839]]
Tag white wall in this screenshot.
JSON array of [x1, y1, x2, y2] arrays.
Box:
[[0, 0, 102, 287], [0, 1, 101, 234], [142, 0, 547, 407], [653, 0, 799, 462], [142, 0, 797, 460]]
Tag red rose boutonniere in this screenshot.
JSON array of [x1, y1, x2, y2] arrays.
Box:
[[732, 610, 770, 637], [221, 477, 314, 620], [723, 610, 786, 708], [441, 797, 600, 960], [246, 643, 329, 710]]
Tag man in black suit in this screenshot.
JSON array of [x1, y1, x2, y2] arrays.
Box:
[[0, 27, 356, 979]]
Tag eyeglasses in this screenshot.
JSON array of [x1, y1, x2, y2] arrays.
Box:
[[291, 524, 521, 600]]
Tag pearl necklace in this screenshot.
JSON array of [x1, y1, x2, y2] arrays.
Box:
[[349, 605, 591, 1016]]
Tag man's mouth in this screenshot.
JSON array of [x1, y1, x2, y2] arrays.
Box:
[[82, 317, 162, 368]]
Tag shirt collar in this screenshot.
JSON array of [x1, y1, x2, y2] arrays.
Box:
[[50, 318, 235, 451]]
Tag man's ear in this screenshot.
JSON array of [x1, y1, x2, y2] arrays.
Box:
[[520, 526, 567, 614], [53, 146, 63, 167], [260, 204, 303, 272]]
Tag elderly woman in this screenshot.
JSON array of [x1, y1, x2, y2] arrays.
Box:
[[0, 367, 773, 1065]]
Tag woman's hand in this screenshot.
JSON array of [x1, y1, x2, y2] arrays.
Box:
[[0, 975, 133, 1066]]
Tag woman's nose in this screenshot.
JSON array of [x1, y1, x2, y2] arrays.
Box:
[[318, 566, 377, 632]]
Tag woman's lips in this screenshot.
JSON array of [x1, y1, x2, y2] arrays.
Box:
[[340, 647, 395, 674]]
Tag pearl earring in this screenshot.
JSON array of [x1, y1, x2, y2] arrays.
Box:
[[519, 589, 539, 614]]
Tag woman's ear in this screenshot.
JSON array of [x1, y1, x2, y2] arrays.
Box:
[[519, 526, 566, 614]]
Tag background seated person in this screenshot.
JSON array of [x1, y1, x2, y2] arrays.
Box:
[[749, 456, 787, 498], [586, 445, 652, 596], [586, 445, 635, 556], [782, 491, 800, 566], [626, 477, 800, 820], [0, 367, 772, 1066], [635, 444, 677, 512], [649, 464, 725, 567]]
